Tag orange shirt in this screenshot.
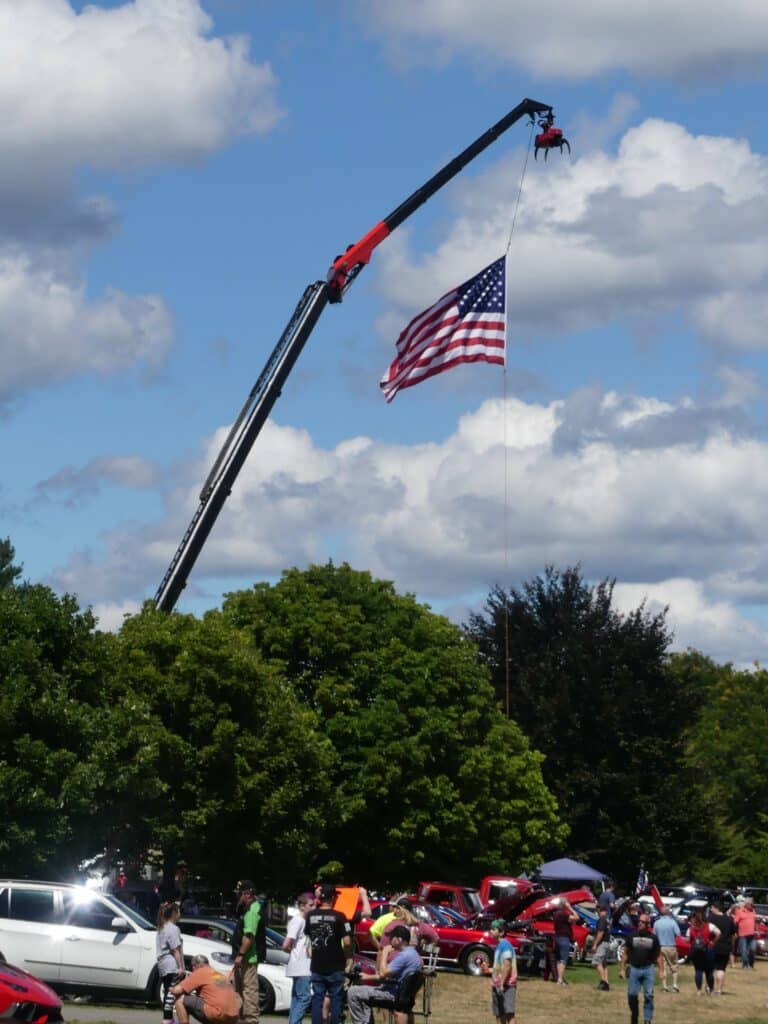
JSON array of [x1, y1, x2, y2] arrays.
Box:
[[178, 966, 241, 1021], [733, 908, 757, 938]]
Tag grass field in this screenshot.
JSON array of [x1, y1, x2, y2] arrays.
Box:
[[430, 961, 768, 1024]]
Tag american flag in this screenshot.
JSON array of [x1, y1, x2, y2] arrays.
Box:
[[379, 255, 506, 403]]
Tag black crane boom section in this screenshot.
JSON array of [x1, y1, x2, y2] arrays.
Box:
[[154, 98, 553, 613]]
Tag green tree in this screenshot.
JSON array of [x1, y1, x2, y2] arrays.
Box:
[[223, 562, 566, 887], [465, 566, 711, 880], [684, 656, 768, 881], [0, 537, 22, 589], [0, 580, 108, 874], [100, 605, 336, 894]]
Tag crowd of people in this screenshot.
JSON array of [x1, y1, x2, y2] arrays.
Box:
[[586, 887, 762, 1024], [152, 879, 765, 1024], [153, 882, 431, 1024]]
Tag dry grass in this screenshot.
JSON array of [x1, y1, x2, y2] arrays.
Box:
[[429, 961, 768, 1024]]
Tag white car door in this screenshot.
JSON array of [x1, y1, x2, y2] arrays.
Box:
[[58, 893, 142, 991], [0, 886, 63, 982]]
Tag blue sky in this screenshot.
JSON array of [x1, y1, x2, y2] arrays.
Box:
[[4, 0, 768, 664]]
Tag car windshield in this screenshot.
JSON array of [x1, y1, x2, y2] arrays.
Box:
[[112, 897, 155, 930], [464, 891, 483, 914]]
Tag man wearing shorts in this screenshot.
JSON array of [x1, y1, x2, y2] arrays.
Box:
[[488, 920, 517, 1024], [591, 908, 613, 991], [652, 907, 680, 993], [172, 955, 242, 1024]]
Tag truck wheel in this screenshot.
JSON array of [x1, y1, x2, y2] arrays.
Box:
[[146, 969, 163, 1007], [461, 944, 492, 976]]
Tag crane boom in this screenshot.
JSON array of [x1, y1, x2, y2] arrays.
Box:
[[154, 97, 554, 613]]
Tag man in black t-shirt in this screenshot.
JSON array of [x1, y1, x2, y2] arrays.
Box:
[[619, 914, 661, 1024], [305, 884, 352, 1024]]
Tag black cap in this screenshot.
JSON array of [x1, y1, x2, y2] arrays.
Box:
[[318, 883, 337, 902], [236, 879, 256, 893]]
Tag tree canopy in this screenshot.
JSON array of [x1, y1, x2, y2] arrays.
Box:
[[0, 537, 22, 590], [683, 654, 768, 882], [464, 566, 712, 879], [99, 604, 336, 893], [1, 535, 760, 894], [0, 580, 109, 874], [223, 562, 567, 886]]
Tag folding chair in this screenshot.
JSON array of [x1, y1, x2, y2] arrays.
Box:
[[418, 943, 440, 1022], [368, 970, 425, 1024]]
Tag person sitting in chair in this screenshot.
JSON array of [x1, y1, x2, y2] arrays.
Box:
[[347, 926, 422, 1024]]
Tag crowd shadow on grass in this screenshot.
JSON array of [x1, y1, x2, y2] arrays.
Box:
[[431, 961, 768, 1024]]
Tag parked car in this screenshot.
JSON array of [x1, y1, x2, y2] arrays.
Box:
[[477, 877, 535, 909], [178, 916, 289, 966], [356, 901, 538, 976], [0, 880, 290, 1013], [509, 891, 592, 959], [0, 960, 62, 1024], [416, 883, 483, 917]]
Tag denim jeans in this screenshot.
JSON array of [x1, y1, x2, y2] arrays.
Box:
[[627, 964, 655, 1024], [738, 935, 756, 967], [289, 975, 312, 1024], [311, 970, 345, 1024]]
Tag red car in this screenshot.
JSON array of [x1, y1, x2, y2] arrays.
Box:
[[356, 901, 537, 976], [415, 882, 483, 917], [472, 887, 592, 959], [0, 961, 62, 1024]]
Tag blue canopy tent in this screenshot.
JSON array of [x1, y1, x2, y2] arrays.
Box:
[[536, 858, 607, 889]]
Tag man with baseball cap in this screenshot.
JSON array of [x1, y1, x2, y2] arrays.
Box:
[[233, 881, 261, 1024], [488, 920, 517, 1023], [347, 925, 422, 1024]]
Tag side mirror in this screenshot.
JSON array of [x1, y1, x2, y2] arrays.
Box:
[[111, 916, 132, 932]]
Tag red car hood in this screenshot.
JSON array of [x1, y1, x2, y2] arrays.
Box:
[[469, 884, 548, 925], [0, 961, 62, 1019], [517, 888, 595, 920]]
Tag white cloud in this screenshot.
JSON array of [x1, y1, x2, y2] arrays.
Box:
[[0, 0, 281, 403], [613, 579, 768, 667], [0, 0, 281, 172], [91, 598, 142, 632], [0, 250, 173, 410], [36, 454, 160, 504], [374, 118, 768, 354], [50, 387, 768, 666], [363, 1, 768, 80]]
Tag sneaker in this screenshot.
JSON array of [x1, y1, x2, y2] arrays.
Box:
[[662, 986, 669, 993], [671, 986, 679, 993]]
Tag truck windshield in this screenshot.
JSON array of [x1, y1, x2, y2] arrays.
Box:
[[464, 890, 482, 913]]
